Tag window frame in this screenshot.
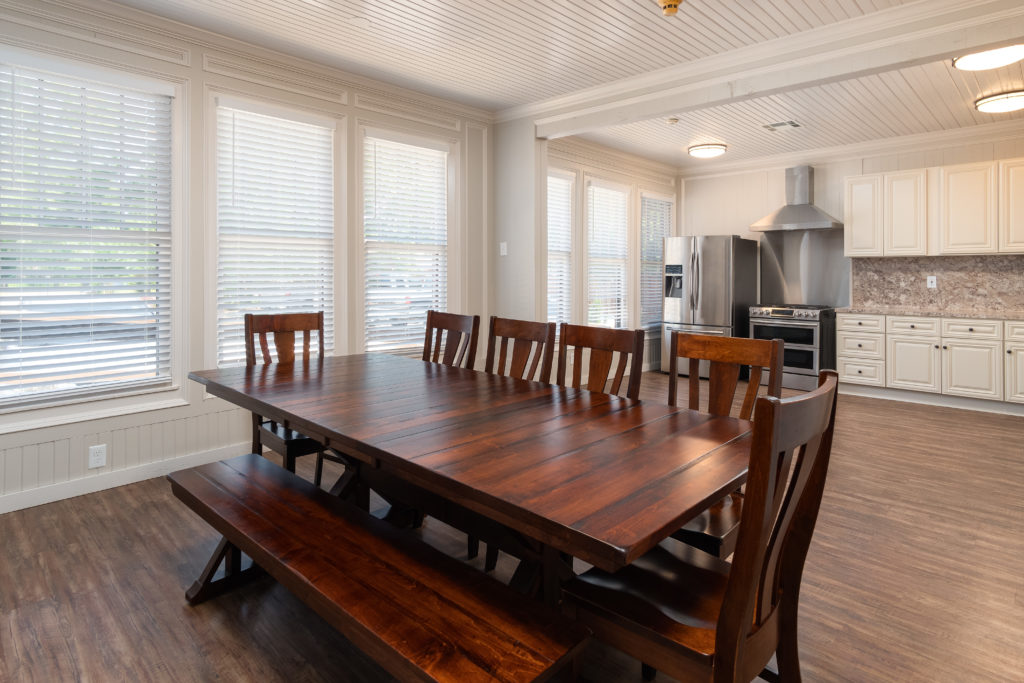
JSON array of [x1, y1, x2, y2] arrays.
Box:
[[0, 49, 187, 431], [354, 124, 461, 354], [638, 189, 677, 332], [583, 176, 633, 330], [208, 94, 339, 368], [544, 167, 577, 326]]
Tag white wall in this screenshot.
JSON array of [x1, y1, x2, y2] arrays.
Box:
[[0, 0, 492, 513]]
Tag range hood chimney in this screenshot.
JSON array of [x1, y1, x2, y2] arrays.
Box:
[[750, 165, 842, 231]]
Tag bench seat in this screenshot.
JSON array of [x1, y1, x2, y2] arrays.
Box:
[[167, 453, 588, 683]]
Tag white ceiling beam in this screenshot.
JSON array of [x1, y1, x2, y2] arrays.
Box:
[[517, 0, 1024, 139]]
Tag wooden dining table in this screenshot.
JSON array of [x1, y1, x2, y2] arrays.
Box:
[[188, 353, 753, 602]]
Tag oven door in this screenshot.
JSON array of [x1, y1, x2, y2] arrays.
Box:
[[749, 319, 819, 348]]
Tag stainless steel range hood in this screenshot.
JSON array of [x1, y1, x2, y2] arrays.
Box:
[[750, 165, 842, 231]]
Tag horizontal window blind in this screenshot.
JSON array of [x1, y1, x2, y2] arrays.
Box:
[[216, 106, 334, 365], [587, 182, 628, 329], [547, 173, 572, 325], [0, 65, 172, 405], [363, 135, 448, 353], [640, 195, 672, 328]]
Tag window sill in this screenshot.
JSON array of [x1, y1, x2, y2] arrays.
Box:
[[0, 384, 187, 436]]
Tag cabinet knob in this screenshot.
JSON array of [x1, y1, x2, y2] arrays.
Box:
[[857, 370, 862, 374], [1009, 349, 1013, 355], [910, 324, 916, 329], [857, 343, 863, 348], [968, 327, 974, 332], [942, 345, 948, 350], [857, 321, 862, 325], [934, 345, 939, 349]]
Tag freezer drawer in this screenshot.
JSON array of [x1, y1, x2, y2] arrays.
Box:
[[661, 323, 731, 375]]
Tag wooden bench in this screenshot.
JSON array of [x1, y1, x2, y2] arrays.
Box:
[[167, 454, 588, 683]]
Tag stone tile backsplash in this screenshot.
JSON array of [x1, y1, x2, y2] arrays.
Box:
[[851, 255, 1024, 315]]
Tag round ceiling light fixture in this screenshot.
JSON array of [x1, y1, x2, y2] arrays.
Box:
[[952, 45, 1024, 71], [688, 143, 727, 159], [658, 1, 681, 16], [975, 91, 1024, 114]]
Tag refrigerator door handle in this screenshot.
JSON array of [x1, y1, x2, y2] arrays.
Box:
[[695, 252, 701, 313], [689, 245, 697, 314]]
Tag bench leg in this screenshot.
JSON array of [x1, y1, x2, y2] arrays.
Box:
[[185, 537, 264, 605]]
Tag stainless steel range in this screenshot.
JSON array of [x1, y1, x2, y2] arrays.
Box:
[[749, 305, 836, 390]]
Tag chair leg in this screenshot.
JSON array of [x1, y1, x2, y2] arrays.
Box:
[[314, 451, 324, 487], [484, 544, 499, 572], [251, 413, 262, 454], [775, 597, 803, 683], [467, 536, 480, 560], [284, 453, 296, 473], [641, 663, 656, 681]]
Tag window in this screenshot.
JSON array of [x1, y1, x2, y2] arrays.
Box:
[[215, 105, 334, 365], [640, 194, 673, 329], [363, 134, 448, 352], [0, 64, 172, 406], [586, 182, 629, 329], [546, 173, 573, 324]]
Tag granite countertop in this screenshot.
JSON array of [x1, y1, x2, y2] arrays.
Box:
[[838, 306, 1024, 320]]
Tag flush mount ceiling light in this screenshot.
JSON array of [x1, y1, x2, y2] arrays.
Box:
[[975, 91, 1024, 114], [688, 143, 727, 159], [658, 1, 682, 15], [952, 45, 1024, 71]]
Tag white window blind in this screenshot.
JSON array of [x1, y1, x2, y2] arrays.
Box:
[[546, 173, 573, 325], [640, 194, 673, 328], [587, 182, 629, 329], [216, 106, 334, 365], [0, 65, 172, 406], [363, 135, 448, 352]]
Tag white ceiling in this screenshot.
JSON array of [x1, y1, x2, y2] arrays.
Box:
[[108, 0, 1024, 170]]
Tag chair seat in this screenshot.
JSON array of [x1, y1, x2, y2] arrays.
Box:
[[564, 541, 730, 659], [258, 421, 323, 458], [670, 491, 744, 557]]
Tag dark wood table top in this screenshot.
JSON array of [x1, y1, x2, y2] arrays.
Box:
[[189, 353, 752, 572]]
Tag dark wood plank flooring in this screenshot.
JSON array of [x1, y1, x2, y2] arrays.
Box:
[[1, 372, 1022, 682]]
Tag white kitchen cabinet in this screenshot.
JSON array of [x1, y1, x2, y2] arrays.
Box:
[[942, 339, 1003, 400], [1005, 343, 1024, 404], [884, 170, 927, 256], [837, 356, 885, 386], [999, 158, 1024, 253], [887, 335, 941, 393], [844, 175, 883, 257], [939, 162, 998, 254]]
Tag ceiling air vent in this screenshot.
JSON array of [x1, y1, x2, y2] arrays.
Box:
[[763, 120, 801, 132]]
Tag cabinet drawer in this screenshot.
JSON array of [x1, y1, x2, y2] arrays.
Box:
[[940, 318, 1002, 340], [886, 316, 939, 336], [837, 331, 885, 359], [837, 314, 884, 333], [837, 357, 885, 387], [1005, 321, 1024, 343]]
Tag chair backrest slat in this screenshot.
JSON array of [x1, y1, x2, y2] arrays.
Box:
[[244, 312, 325, 366], [423, 310, 480, 370], [555, 323, 645, 400], [667, 332, 784, 421], [714, 371, 839, 679]]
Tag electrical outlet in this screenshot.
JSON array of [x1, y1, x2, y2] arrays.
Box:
[[88, 444, 107, 469], [499, 241, 508, 257], [926, 275, 937, 289]]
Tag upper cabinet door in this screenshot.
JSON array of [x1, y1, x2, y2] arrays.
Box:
[[999, 158, 1024, 253], [884, 170, 927, 256], [939, 162, 998, 254], [844, 175, 883, 257]]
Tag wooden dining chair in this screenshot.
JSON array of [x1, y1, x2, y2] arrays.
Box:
[[423, 310, 480, 369], [484, 315, 556, 382], [555, 323, 646, 400], [563, 370, 839, 683], [245, 312, 344, 486], [668, 332, 785, 559]]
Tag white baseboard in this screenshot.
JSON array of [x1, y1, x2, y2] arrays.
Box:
[[838, 384, 1024, 417], [0, 441, 249, 515]]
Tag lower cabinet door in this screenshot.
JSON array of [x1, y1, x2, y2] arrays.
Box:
[[887, 336, 941, 393], [942, 339, 1003, 401], [1003, 343, 1024, 403]]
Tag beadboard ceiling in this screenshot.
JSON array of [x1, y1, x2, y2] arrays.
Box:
[[112, 0, 914, 111], [108, 0, 1024, 171], [580, 59, 1024, 170]]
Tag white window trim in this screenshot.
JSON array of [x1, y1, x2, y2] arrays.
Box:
[[638, 189, 677, 330], [203, 91, 342, 370], [543, 166, 578, 326], [0, 51, 188, 431], [354, 123, 462, 354]]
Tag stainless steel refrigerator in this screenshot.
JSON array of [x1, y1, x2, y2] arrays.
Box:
[[660, 235, 758, 373]]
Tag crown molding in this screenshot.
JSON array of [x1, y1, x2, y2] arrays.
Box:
[[499, 0, 1024, 138], [677, 119, 1024, 181]]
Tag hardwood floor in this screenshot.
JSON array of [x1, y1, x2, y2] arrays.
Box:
[[2, 372, 1022, 682]]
